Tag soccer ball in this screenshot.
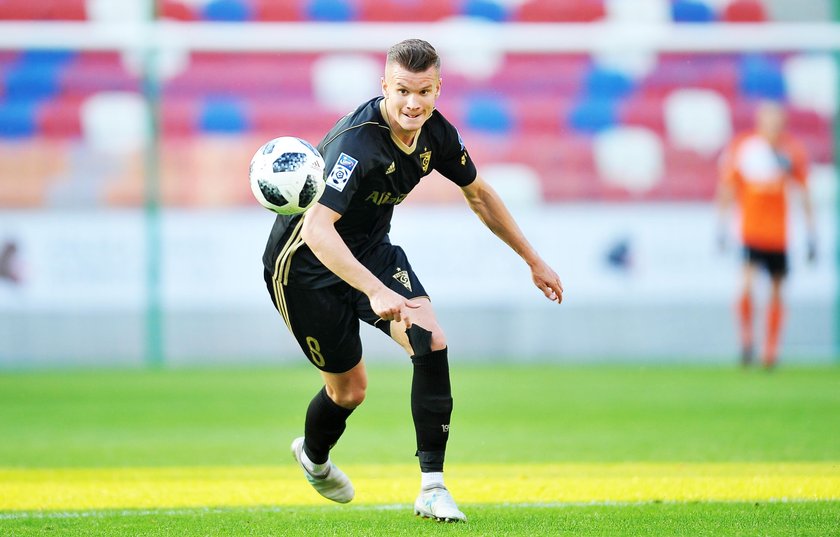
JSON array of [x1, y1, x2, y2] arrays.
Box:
[[249, 136, 326, 215]]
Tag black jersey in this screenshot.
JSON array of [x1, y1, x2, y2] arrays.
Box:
[[262, 97, 477, 289]]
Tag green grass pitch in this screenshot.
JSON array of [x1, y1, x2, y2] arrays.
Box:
[[1, 363, 839, 536]]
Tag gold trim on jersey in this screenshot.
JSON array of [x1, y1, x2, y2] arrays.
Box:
[[271, 217, 305, 333], [321, 121, 389, 152]]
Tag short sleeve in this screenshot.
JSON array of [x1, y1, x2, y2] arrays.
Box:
[[432, 113, 477, 187], [317, 140, 366, 215]]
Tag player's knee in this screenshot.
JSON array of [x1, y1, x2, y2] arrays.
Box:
[[406, 323, 447, 355], [332, 386, 366, 409], [429, 327, 447, 352]]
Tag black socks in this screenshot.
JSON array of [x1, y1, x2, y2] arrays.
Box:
[[411, 347, 453, 473], [303, 386, 354, 464]]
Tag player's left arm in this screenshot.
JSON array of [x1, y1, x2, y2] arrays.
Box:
[[460, 175, 563, 303], [790, 141, 817, 262]]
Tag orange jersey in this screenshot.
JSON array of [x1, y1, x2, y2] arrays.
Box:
[[720, 132, 808, 251]]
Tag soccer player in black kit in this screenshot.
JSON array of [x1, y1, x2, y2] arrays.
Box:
[[263, 39, 563, 522]]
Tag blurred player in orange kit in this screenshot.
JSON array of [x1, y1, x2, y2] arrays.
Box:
[[716, 100, 817, 369]]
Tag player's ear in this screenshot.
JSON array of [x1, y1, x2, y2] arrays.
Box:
[[435, 77, 442, 98], [381, 76, 387, 96]]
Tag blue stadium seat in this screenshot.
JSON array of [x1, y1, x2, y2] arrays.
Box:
[[3, 50, 75, 101], [671, 0, 716, 22], [465, 95, 513, 133], [306, 0, 355, 21], [739, 54, 786, 100], [201, 0, 253, 21], [0, 101, 37, 138], [462, 0, 509, 22], [584, 66, 635, 100], [199, 96, 250, 133], [568, 98, 617, 133]]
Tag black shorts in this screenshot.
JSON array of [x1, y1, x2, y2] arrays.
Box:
[[264, 243, 428, 373], [744, 246, 788, 277]]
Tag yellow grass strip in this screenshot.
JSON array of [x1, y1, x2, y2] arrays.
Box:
[[1, 463, 838, 511]]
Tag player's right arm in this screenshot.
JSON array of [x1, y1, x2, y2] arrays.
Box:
[[301, 203, 419, 326], [715, 140, 738, 251]]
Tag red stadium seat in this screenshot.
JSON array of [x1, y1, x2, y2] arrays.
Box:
[[617, 95, 666, 134], [252, 0, 305, 20], [158, 0, 197, 21], [356, 0, 456, 21], [166, 53, 315, 97], [248, 97, 339, 142], [0, 0, 86, 20], [36, 95, 84, 138], [638, 54, 739, 100], [160, 98, 200, 138], [515, 0, 605, 22], [59, 53, 140, 96], [722, 0, 767, 22], [661, 145, 718, 200]]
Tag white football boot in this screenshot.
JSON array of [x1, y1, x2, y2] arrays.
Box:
[[290, 437, 354, 503], [414, 486, 467, 522]]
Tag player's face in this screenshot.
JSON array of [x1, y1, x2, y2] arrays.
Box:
[[381, 62, 441, 144], [756, 101, 786, 143]]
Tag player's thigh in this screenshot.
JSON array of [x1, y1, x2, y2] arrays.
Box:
[[273, 281, 363, 373], [388, 298, 447, 355], [354, 244, 446, 355]]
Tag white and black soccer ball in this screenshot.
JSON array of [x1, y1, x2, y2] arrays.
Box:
[[249, 136, 326, 215]]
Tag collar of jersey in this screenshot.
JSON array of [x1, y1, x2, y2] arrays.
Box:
[[379, 98, 421, 155]]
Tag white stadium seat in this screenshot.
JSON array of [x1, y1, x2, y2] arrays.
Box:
[[664, 88, 732, 156], [594, 126, 664, 193], [783, 53, 838, 118], [81, 92, 150, 155], [312, 54, 383, 115]]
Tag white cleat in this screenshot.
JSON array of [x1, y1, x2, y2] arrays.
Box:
[[290, 437, 354, 504], [414, 486, 467, 522]]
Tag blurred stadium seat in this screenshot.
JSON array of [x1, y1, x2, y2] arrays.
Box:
[[0, 7, 835, 208], [738, 54, 786, 100], [568, 98, 618, 134], [782, 53, 838, 118], [594, 126, 664, 194], [306, 0, 356, 21], [200, 0, 253, 21], [664, 88, 732, 156], [604, 0, 670, 23], [514, 0, 605, 22], [464, 94, 514, 134], [462, 0, 509, 22], [671, 0, 716, 22], [721, 0, 767, 22], [199, 96, 250, 133], [0, 0, 86, 20]]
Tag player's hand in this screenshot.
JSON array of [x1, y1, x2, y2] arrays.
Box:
[[807, 236, 818, 264], [530, 259, 563, 304], [716, 225, 728, 253], [369, 287, 420, 327]]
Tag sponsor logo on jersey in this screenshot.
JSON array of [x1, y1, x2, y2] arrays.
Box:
[[393, 267, 412, 292], [385, 161, 396, 174], [326, 152, 358, 192], [419, 151, 432, 173], [365, 191, 407, 206], [461, 152, 467, 166]]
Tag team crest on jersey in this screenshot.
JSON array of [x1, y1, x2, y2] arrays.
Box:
[[327, 152, 358, 192], [393, 267, 412, 292], [419, 151, 431, 173]]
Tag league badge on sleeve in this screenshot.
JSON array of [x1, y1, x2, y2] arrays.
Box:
[[326, 153, 359, 192]]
